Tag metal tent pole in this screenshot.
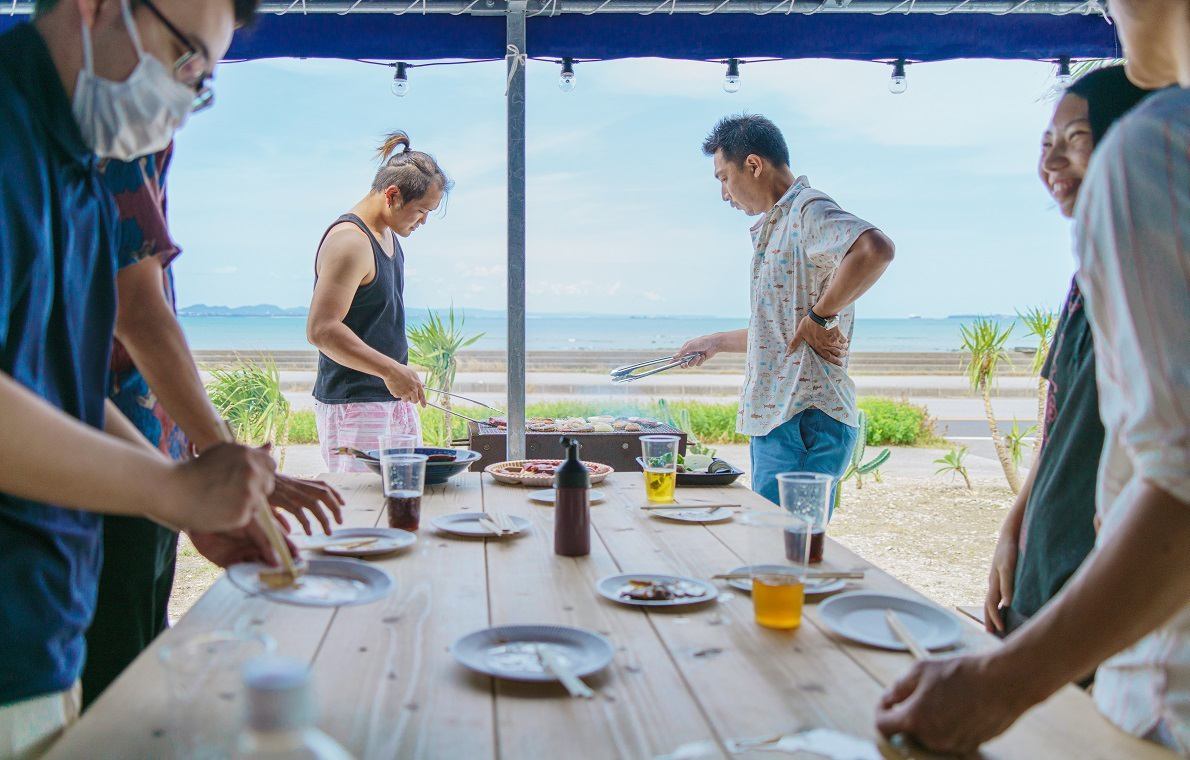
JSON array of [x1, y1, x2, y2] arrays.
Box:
[[506, 0, 528, 461]]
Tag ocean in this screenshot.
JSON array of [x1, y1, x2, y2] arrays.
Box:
[[180, 314, 1038, 353]]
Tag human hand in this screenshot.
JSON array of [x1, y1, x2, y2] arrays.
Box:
[[188, 517, 298, 569], [790, 315, 848, 366], [270, 474, 345, 535], [673, 334, 720, 368], [384, 364, 427, 406], [875, 654, 1031, 755], [161, 443, 275, 533], [985, 530, 1020, 634]]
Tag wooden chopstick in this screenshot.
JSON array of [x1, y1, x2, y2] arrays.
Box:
[[713, 570, 865, 581], [536, 645, 594, 699], [885, 610, 930, 661], [219, 420, 299, 578], [640, 503, 740, 511], [321, 537, 379, 550]]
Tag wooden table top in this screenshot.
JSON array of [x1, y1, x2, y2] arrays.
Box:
[[48, 472, 1174, 760]]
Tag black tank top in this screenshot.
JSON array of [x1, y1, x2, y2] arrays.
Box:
[[312, 214, 409, 404]]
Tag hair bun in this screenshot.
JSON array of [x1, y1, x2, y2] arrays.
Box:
[[377, 131, 412, 163]]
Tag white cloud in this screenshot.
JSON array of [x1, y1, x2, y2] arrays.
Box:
[[641, 290, 663, 302]]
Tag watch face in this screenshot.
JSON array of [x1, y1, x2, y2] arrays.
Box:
[[824, 317, 840, 330]]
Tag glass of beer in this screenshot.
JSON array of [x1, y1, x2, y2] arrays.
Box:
[[382, 453, 427, 531], [743, 511, 811, 630], [640, 435, 679, 503], [777, 472, 833, 564]]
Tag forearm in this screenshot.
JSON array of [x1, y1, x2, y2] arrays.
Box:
[[813, 231, 895, 317], [711, 329, 749, 353], [117, 311, 225, 452], [0, 372, 175, 518], [992, 482, 1190, 702], [311, 321, 405, 378], [104, 399, 164, 454]]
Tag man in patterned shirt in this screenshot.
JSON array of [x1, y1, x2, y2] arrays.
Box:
[[677, 114, 895, 507]]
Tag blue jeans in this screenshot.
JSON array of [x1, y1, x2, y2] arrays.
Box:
[[750, 408, 858, 516]]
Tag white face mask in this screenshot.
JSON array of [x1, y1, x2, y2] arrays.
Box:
[[72, 0, 196, 161]]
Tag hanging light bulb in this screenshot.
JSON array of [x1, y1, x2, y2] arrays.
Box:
[[391, 62, 410, 97], [1056, 56, 1073, 87], [558, 58, 576, 93], [889, 58, 908, 95], [723, 58, 741, 94]]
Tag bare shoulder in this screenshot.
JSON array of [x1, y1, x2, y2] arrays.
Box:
[[316, 221, 374, 278]]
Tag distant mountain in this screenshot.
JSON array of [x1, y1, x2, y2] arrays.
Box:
[[179, 304, 309, 317]]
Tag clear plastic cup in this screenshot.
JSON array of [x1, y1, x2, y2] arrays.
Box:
[[378, 433, 418, 458], [743, 511, 812, 630], [640, 435, 679, 503], [776, 472, 833, 564], [382, 453, 428, 531]]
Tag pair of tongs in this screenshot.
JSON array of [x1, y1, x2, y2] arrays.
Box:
[[423, 387, 504, 423], [609, 353, 703, 384]]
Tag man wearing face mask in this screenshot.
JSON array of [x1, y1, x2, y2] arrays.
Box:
[[0, 1, 267, 755]]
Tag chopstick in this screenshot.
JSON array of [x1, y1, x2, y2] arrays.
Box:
[[640, 503, 741, 511], [536, 645, 594, 699], [885, 610, 930, 661], [425, 387, 505, 415], [320, 537, 379, 550], [217, 420, 299, 579], [335, 446, 377, 461], [713, 570, 866, 581]]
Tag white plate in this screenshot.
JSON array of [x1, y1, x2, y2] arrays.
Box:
[[817, 592, 963, 652], [528, 489, 606, 505], [723, 565, 847, 596], [228, 558, 393, 608], [432, 512, 532, 538], [597, 573, 718, 608], [648, 507, 734, 524], [298, 527, 416, 558], [451, 625, 614, 683]]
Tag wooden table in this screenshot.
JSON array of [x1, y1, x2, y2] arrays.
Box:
[[48, 473, 1173, 760]]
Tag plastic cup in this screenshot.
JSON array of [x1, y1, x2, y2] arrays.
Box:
[[640, 435, 679, 503], [382, 453, 427, 531], [743, 511, 812, 630], [777, 472, 833, 564], [378, 433, 418, 458]]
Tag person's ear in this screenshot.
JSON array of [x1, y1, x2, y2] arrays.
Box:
[[747, 155, 763, 178], [386, 187, 403, 209]]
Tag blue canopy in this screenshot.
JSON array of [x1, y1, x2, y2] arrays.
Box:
[[1, 12, 1118, 62]]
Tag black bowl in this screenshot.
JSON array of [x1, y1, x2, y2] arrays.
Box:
[[364, 447, 482, 485]]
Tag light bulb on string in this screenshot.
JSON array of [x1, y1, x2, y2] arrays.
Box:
[[559, 58, 576, 93], [723, 58, 741, 94], [1056, 56, 1073, 87], [889, 58, 907, 95], [391, 62, 410, 97]]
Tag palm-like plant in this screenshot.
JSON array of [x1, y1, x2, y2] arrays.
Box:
[[206, 355, 291, 470], [960, 318, 1022, 493], [1018, 306, 1057, 450], [934, 446, 972, 490], [407, 307, 484, 446], [1006, 419, 1039, 469]]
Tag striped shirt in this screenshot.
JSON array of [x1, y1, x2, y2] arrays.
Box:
[[1074, 86, 1190, 754]]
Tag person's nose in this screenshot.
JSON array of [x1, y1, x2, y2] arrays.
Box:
[[1041, 141, 1068, 174]]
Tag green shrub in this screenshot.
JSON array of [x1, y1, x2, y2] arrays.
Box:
[[857, 397, 934, 446], [287, 410, 318, 445]]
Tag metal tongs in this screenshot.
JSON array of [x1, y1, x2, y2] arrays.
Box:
[[610, 353, 703, 384], [423, 387, 504, 423]]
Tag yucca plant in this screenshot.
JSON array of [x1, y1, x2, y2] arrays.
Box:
[[657, 399, 716, 457], [960, 317, 1022, 493], [407, 306, 484, 446], [833, 410, 892, 513], [1018, 306, 1057, 451], [206, 355, 292, 470], [934, 446, 972, 490], [1006, 419, 1039, 469]]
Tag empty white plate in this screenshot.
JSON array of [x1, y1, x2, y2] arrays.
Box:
[[299, 527, 416, 558], [528, 489, 606, 505], [648, 507, 733, 524], [724, 565, 847, 597], [432, 512, 532, 538], [597, 573, 718, 608], [452, 625, 614, 683], [228, 558, 393, 608], [817, 592, 963, 652]]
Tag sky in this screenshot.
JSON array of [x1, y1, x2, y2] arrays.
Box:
[[168, 55, 1076, 319]]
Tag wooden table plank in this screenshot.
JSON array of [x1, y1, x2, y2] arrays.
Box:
[[308, 473, 495, 760], [482, 478, 727, 760]]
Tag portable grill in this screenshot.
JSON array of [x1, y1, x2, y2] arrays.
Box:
[[465, 422, 688, 472]]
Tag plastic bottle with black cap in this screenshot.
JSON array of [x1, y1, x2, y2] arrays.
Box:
[[553, 436, 591, 557]]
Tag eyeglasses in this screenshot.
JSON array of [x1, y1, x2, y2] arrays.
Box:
[[141, 0, 215, 113]]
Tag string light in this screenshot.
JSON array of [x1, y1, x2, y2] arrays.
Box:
[[889, 58, 907, 94], [1055, 55, 1073, 86], [559, 57, 576, 92], [723, 58, 741, 93], [391, 62, 410, 97]]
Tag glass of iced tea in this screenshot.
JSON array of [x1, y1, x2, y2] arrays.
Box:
[[382, 453, 427, 531], [379, 433, 418, 458], [743, 511, 811, 630], [776, 472, 833, 564], [640, 435, 679, 503]]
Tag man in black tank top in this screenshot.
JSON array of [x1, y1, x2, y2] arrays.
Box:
[[307, 132, 450, 472]]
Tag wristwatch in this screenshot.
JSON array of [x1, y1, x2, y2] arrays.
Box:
[[808, 307, 839, 331]]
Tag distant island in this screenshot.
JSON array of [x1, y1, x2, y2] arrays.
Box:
[[179, 304, 310, 317]]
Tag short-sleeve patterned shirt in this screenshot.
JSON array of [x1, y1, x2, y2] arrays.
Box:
[[738, 177, 875, 437]]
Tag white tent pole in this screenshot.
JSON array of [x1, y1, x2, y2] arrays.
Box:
[[506, 0, 528, 460]]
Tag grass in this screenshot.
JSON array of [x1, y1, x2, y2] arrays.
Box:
[[287, 397, 936, 448]]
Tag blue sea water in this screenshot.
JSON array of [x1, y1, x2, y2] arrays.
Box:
[[180, 314, 1037, 353]]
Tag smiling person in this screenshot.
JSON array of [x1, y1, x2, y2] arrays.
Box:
[[876, 0, 1190, 754], [0, 1, 282, 755], [307, 132, 451, 472], [675, 115, 894, 507], [984, 67, 1151, 642]]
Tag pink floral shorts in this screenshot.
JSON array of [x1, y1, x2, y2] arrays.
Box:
[[314, 400, 422, 473]]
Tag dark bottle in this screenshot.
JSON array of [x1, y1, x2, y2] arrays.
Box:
[[554, 436, 591, 557]]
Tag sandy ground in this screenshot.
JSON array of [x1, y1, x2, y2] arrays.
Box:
[[169, 440, 1026, 623]]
